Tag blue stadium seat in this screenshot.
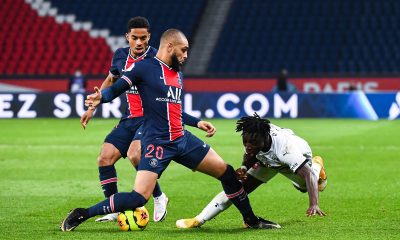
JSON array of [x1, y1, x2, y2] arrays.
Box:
[[207, 0, 400, 74], [49, 0, 205, 47]]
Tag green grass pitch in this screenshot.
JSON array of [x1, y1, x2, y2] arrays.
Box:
[[0, 118, 399, 239]]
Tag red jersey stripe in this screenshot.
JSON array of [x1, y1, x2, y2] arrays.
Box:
[[167, 102, 184, 141], [161, 65, 181, 88], [127, 93, 144, 117]]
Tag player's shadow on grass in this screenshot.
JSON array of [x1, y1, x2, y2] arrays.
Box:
[[53, 219, 305, 234]]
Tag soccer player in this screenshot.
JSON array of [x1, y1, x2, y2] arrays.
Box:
[[176, 113, 327, 229], [60, 29, 280, 231], [79, 17, 169, 222]]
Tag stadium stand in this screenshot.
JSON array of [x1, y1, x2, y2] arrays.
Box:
[[0, 0, 205, 76], [0, 0, 399, 76], [207, 0, 400, 74], [49, 0, 205, 48], [0, 0, 112, 75]]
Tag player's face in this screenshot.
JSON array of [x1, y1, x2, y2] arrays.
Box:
[[126, 28, 150, 57], [168, 37, 189, 72], [170, 38, 189, 65], [242, 133, 265, 157]]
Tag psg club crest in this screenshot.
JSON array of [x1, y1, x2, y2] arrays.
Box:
[[149, 158, 158, 167]]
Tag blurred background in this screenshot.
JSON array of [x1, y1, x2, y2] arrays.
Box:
[[1, 0, 399, 119]]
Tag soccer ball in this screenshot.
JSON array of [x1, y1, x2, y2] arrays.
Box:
[[117, 207, 150, 231]]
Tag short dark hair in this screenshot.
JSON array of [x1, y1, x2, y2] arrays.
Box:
[[160, 28, 185, 43], [236, 113, 271, 140], [127, 16, 150, 32]]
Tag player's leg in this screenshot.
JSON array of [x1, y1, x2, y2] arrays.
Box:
[[61, 170, 156, 231], [99, 122, 134, 198], [91, 170, 157, 217], [176, 191, 230, 228], [176, 173, 264, 228], [194, 149, 280, 229], [98, 143, 122, 197], [127, 138, 168, 222], [176, 132, 280, 229], [95, 122, 134, 222]]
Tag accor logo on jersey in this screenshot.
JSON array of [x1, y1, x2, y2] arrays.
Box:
[[156, 63, 183, 104], [156, 87, 182, 104]]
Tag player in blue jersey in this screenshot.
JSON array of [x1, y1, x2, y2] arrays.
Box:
[[61, 29, 280, 231], [79, 17, 168, 223]]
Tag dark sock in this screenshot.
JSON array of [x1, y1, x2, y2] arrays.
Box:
[[218, 165, 258, 225], [152, 182, 162, 198], [88, 191, 147, 217], [99, 165, 118, 198]]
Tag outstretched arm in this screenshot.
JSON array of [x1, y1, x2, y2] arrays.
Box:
[[85, 77, 131, 109], [297, 164, 326, 217], [182, 112, 216, 137], [182, 112, 201, 127], [80, 73, 118, 129]]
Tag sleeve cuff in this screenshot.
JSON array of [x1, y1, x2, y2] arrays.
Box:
[[294, 159, 309, 174]]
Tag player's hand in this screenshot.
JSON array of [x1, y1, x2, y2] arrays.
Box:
[[80, 108, 95, 130], [235, 167, 248, 181], [306, 205, 326, 217], [85, 87, 102, 110], [197, 121, 216, 137]]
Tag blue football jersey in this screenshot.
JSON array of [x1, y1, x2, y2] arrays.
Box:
[[120, 57, 186, 141], [109, 46, 157, 120]]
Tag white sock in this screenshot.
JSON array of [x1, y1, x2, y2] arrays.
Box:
[[196, 191, 232, 224]]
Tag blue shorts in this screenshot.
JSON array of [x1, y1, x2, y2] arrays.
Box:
[[104, 118, 144, 158], [138, 130, 210, 176]]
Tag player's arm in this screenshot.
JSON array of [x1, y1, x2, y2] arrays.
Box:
[[80, 73, 119, 129], [296, 164, 326, 217], [85, 76, 132, 109], [100, 73, 119, 89], [182, 112, 216, 137], [235, 153, 258, 181], [80, 47, 121, 129]]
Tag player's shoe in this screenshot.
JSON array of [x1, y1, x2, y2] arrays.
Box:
[[244, 217, 281, 229], [176, 218, 202, 228], [312, 156, 327, 192], [153, 192, 169, 222], [94, 212, 119, 222], [60, 208, 88, 231]]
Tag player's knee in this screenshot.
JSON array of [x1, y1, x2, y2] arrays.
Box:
[[134, 188, 153, 201], [127, 151, 140, 167], [129, 190, 148, 206], [97, 154, 114, 166], [218, 164, 236, 184]]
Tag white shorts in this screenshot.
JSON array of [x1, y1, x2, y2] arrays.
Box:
[[247, 164, 309, 190]]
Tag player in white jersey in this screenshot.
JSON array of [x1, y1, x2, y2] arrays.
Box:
[[176, 113, 327, 228]]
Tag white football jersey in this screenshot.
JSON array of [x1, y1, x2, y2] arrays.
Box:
[[254, 124, 312, 173]]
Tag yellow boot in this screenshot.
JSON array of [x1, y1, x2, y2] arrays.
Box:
[[176, 218, 202, 228]]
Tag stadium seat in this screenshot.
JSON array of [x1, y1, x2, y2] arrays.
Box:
[[207, 0, 400, 74]]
